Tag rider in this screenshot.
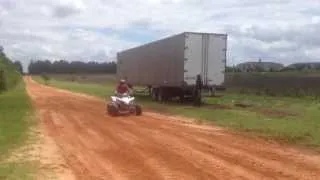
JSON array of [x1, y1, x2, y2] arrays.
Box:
[[115, 79, 130, 96]]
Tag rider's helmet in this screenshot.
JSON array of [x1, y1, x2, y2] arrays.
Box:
[[120, 79, 126, 84]]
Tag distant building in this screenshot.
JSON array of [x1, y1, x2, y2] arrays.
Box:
[[236, 61, 284, 72], [286, 62, 320, 71]]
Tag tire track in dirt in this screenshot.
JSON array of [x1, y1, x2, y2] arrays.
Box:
[[140, 110, 320, 165], [108, 117, 308, 179], [63, 100, 256, 179], [25, 77, 320, 180], [121, 116, 320, 177], [68, 104, 206, 179]]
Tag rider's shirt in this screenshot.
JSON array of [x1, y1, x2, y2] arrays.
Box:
[[116, 84, 129, 94]]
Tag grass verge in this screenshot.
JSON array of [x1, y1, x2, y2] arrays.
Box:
[[33, 76, 320, 149], [0, 80, 37, 179]]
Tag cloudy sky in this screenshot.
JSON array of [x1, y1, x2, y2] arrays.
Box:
[[0, 0, 320, 70]]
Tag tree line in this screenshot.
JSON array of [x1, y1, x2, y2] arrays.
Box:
[[28, 60, 116, 74]]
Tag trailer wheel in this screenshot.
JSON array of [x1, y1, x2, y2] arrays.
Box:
[[157, 88, 166, 103], [209, 87, 216, 97], [157, 91, 163, 102], [193, 89, 202, 107], [179, 93, 184, 103], [151, 88, 158, 101]]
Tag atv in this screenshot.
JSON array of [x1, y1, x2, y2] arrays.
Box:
[[106, 92, 142, 116]]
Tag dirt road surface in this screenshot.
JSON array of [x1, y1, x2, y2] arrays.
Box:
[[25, 77, 320, 180]]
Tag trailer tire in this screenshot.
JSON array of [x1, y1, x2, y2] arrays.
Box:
[[193, 89, 202, 107], [151, 88, 158, 101], [157, 91, 164, 102], [157, 88, 166, 103], [209, 87, 216, 97], [179, 93, 184, 103]]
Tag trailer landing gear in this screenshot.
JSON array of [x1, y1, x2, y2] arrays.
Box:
[[151, 88, 166, 103]]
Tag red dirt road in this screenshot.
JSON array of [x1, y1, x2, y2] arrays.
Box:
[[25, 77, 320, 180]]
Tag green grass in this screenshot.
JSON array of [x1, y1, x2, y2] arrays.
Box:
[[33, 76, 320, 149], [0, 81, 37, 179], [0, 162, 36, 180], [34, 76, 115, 98]]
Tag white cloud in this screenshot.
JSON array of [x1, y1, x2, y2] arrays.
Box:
[[0, 0, 320, 71]]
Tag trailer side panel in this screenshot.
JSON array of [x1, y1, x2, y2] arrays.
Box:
[[117, 33, 185, 87]]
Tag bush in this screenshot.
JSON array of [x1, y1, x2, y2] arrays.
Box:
[[41, 73, 50, 85], [0, 53, 21, 91], [0, 69, 7, 92]]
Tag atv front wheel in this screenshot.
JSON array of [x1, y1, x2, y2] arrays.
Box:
[[107, 103, 119, 116], [135, 105, 142, 116]]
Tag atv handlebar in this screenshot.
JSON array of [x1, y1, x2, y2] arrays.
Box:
[[115, 89, 133, 97], [114, 92, 133, 97]]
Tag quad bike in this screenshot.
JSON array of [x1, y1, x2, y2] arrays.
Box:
[[106, 92, 142, 116]]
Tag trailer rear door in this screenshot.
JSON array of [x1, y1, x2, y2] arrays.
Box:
[[183, 33, 227, 87], [207, 34, 227, 86]]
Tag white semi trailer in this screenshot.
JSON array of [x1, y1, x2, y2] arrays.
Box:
[[117, 32, 227, 105]]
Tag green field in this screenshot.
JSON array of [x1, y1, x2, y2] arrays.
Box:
[[225, 72, 320, 97], [33, 75, 320, 150], [0, 54, 36, 179]]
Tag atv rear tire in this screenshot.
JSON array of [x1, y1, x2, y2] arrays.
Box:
[[107, 103, 119, 116], [135, 105, 142, 116]]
